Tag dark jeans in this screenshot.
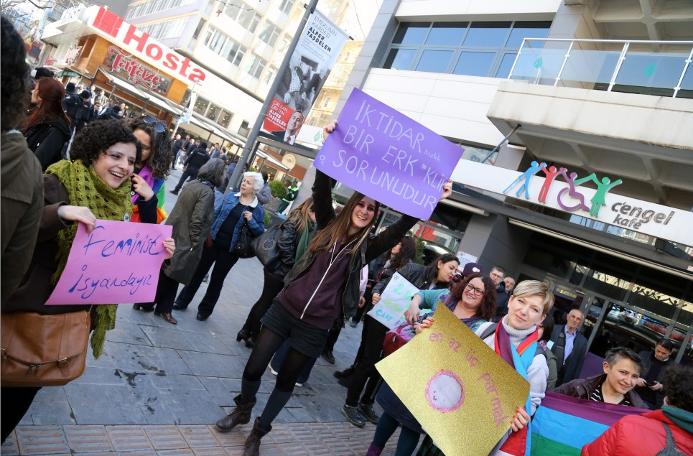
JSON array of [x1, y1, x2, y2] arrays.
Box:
[[173, 167, 198, 192], [241, 268, 285, 338], [372, 411, 420, 456], [175, 242, 239, 315], [1, 386, 40, 442], [345, 314, 387, 406], [270, 341, 318, 384]]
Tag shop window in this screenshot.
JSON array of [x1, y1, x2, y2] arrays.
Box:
[[218, 110, 233, 128], [279, 0, 294, 14], [193, 97, 209, 115], [206, 103, 222, 122], [248, 54, 266, 79], [258, 22, 280, 46]]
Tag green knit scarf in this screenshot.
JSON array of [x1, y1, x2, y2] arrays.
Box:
[[46, 160, 132, 358]]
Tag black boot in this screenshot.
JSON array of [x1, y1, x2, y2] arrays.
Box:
[[243, 418, 271, 456], [215, 394, 256, 433]]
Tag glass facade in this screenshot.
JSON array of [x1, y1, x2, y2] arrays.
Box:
[[383, 21, 550, 78]]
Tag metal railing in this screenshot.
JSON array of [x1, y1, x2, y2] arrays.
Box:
[[508, 38, 693, 98]]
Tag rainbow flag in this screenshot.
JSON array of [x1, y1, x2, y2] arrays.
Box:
[[530, 392, 649, 455]]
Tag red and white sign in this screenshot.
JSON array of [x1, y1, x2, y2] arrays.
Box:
[[87, 7, 206, 84]]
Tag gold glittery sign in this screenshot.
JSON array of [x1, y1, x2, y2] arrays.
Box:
[[376, 305, 530, 456]]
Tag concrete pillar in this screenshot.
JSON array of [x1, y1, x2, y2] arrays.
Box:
[[460, 214, 531, 278]]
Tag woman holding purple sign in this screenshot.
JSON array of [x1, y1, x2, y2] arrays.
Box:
[[212, 122, 452, 456], [2, 119, 175, 441]]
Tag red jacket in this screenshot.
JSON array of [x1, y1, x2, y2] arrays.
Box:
[[582, 409, 693, 456]]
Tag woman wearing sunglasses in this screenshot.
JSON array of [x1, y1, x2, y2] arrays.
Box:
[[237, 197, 317, 347], [366, 273, 496, 456]]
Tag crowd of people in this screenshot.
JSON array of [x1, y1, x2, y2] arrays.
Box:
[[1, 15, 691, 456]]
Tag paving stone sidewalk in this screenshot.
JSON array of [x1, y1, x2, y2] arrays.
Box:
[[7, 171, 400, 455]]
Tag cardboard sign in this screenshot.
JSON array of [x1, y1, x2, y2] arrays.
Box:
[[46, 220, 172, 305], [315, 88, 463, 220], [367, 272, 419, 330], [376, 306, 529, 456]]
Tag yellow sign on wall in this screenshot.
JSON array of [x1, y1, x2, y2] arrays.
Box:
[[376, 306, 529, 456]]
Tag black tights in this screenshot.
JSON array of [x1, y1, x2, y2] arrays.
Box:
[[241, 327, 312, 427]]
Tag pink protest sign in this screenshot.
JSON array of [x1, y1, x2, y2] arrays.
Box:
[[46, 220, 172, 305]]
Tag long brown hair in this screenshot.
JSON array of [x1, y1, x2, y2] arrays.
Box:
[[24, 78, 69, 129], [308, 192, 380, 254], [448, 273, 496, 320], [286, 197, 314, 234]]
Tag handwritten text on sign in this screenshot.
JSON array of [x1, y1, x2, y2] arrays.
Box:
[[46, 220, 172, 305], [376, 306, 529, 456], [315, 88, 463, 220], [368, 272, 419, 330]]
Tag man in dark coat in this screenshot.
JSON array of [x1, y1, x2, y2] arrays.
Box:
[[635, 338, 675, 409], [171, 142, 209, 194], [550, 308, 588, 386]]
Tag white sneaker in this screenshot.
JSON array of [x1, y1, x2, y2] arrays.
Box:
[[295, 382, 303, 387]]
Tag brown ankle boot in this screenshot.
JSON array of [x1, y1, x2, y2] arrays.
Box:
[[243, 417, 271, 456], [215, 395, 256, 433]]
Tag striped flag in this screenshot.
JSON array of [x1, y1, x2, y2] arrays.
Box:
[[530, 392, 649, 455]]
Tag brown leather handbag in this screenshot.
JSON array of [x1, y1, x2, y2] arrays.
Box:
[[1, 310, 90, 387]]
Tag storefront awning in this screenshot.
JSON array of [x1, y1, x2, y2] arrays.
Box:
[[181, 113, 245, 148], [256, 151, 289, 170], [101, 71, 183, 117]]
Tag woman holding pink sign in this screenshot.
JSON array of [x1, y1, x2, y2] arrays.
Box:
[[2, 119, 174, 441], [212, 122, 452, 456]]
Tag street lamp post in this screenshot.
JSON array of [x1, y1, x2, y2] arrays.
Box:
[[225, 0, 319, 193]]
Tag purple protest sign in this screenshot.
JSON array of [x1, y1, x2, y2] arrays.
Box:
[[315, 88, 463, 219], [46, 220, 172, 305]]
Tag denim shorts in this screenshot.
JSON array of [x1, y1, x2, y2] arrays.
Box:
[[261, 301, 330, 359]]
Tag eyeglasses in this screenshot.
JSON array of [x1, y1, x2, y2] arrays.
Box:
[[465, 284, 484, 295]]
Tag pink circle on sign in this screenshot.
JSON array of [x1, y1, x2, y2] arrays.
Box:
[[425, 370, 464, 413]]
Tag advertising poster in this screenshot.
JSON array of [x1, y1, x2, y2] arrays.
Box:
[[262, 10, 348, 145]]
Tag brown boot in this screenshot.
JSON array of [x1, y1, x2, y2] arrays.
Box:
[[215, 395, 255, 433], [243, 417, 271, 456]]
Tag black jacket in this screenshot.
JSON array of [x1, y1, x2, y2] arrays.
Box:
[[373, 262, 435, 295], [550, 324, 588, 385], [24, 118, 71, 170], [272, 219, 301, 276], [282, 170, 418, 321], [184, 147, 209, 171], [554, 374, 647, 408], [63, 92, 81, 121]]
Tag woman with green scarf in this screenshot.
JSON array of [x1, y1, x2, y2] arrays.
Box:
[[237, 197, 316, 348], [1, 119, 175, 441]]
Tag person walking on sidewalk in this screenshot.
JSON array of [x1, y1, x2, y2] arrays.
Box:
[[145, 159, 225, 325], [173, 172, 265, 320], [212, 122, 453, 456], [237, 197, 316, 347], [171, 141, 209, 195]]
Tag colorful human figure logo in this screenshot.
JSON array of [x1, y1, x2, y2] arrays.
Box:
[[425, 370, 464, 413], [538, 165, 567, 203], [557, 170, 590, 213], [503, 161, 547, 200], [574, 174, 623, 217]]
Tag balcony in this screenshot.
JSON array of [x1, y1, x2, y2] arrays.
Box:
[[486, 38, 693, 211], [508, 38, 693, 98]]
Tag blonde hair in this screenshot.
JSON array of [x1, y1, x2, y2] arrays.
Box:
[[511, 280, 554, 315], [286, 197, 314, 234]]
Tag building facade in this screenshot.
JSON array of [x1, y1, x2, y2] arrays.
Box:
[[335, 0, 693, 364]]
